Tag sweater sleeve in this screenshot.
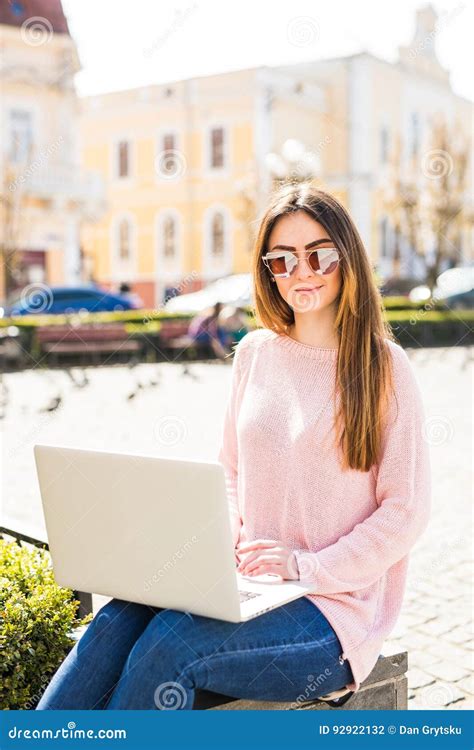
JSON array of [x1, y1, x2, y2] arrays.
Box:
[[293, 344, 431, 593], [217, 338, 250, 553]]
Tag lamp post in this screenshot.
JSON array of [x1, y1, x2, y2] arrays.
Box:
[[265, 138, 320, 189]]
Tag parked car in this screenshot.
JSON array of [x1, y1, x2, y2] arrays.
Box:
[[409, 266, 474, 310], [380, 276, 422, 297], [164, 274, 253, 314], [4, 285, 140, 316]]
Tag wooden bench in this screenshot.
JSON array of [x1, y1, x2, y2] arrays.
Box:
[[157, 319, 213, 360], [36, 324, 142, 365], [0, 527, 408, 710]]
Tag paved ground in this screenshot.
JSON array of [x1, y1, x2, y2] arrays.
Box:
[[1, 346, 472, 709]]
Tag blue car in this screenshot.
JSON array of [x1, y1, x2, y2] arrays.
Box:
[[5, 285, 139, 316]]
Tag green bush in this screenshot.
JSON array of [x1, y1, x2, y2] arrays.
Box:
[[0, 539, 92, 710]]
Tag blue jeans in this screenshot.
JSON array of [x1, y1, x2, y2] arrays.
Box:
[[36, 597, 353, 710]]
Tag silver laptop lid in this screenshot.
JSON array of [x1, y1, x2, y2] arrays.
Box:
[[33, 444, 241, 621]]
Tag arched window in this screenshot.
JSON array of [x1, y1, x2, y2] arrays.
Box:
[[163, 215, 176, 258], [203, 206, 232, 279], [210, 127, 225, 169], [118, 218, 131, 261], [211, 212, 224, 257], [117, 140, 130, 178], [156, 211, 182, 278]]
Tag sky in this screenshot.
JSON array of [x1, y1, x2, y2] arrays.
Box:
[[61, 0, 473, 101]]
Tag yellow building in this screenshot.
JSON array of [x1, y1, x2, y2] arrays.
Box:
[[79, 6, 472, 308], [0, 0, 104, 303], [79, 65, 332, 307]]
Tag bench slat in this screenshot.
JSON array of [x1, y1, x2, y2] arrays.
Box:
[[42, 342, 140, 353]]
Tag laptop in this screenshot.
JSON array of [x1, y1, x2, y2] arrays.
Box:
[[33, 444, 316, 622]]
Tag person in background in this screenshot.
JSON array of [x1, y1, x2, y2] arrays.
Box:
[[118, 282, 134, 301], [117, 282, 144, 309], [187, 301, 228, 359], [217, 305, 250, 355]]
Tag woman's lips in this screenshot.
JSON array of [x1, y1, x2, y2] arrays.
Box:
[[295, 286, 323, 292]]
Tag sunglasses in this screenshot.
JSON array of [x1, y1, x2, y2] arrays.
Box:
[[262, 247, 340, 279]]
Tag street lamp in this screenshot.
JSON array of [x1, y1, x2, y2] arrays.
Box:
[[265, 138, 320, 187]]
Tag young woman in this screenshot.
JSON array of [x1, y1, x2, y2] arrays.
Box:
[[36, 182, 430, 710]]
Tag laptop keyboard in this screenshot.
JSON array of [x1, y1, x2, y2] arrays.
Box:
[[239, 589, 262, 603]]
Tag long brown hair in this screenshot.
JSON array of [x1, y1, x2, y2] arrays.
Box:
[[251, 181, 396, 472]]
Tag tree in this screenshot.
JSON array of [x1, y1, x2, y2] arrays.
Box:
[[422, 118, 470, 289], [383, 118, 471, 291], [382, 134, 421, 279]]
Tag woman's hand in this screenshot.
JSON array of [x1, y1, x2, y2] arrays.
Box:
[[236, 539, 300, 580]]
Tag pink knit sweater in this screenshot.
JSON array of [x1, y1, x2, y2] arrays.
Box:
[[217, 328, 431, 692]]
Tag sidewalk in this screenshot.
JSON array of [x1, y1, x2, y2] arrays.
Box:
[[2, 346, 472, 709]]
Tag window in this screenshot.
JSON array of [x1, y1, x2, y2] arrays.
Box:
[[210, 127, 224, 169], [203, 206, 232, 277], [112, 215, 136, 276], [211, 212, 225, 257], [118, 218, 131, 261], [156, 211, 181, 270], [163, 215, 176, 258], [380, 126, 389, 164], [9, 109, 33, 163], [162, 133, 175, 153], [156, 133, 182, 179], [117, 140, 130, 177]]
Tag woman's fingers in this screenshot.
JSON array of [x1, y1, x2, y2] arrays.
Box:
[[243, 562, 284, 578], [236, 539, 279, 553], [237, 550, 261, 570], [237, 550, 275, 570], [241, 555, 284, 575]]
